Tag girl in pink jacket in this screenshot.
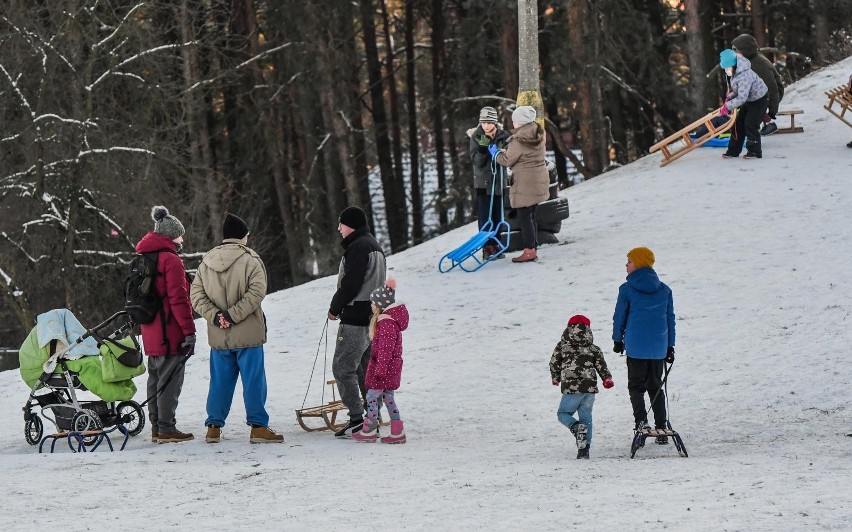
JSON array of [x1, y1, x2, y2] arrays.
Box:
[[353, 279, 410, 444]]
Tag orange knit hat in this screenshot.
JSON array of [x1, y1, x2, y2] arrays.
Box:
[[627, 247, 655, 269]]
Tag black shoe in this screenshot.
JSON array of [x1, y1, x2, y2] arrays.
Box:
[[743, 152, 762, 159], [847, 140, 852, 148], [334, 417, 363, 438], [760, 122, 778, 135], [576, 447, 590, 459], [655, 435, 669, 445], [721, 152, 738, 159]]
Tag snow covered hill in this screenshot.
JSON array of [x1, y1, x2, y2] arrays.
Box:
[[1, 58, 851, 531]]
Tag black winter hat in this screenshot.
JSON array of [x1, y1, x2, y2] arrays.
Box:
[[338, 206, 368, 230], [223, 213, 249, 240]]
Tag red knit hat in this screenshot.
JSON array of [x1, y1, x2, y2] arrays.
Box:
[[567, 315, 591, 327]]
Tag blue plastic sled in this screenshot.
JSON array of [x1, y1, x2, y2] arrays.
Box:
[[438, 162, 510, 273], [696, 135, 730, 148]]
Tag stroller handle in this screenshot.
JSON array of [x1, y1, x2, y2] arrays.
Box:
[[82, 310, 130, 342]]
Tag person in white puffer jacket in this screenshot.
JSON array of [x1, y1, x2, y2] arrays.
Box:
[[719, 49, 768, 160]]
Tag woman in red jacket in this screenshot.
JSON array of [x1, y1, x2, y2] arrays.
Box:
[[135, 206, 196, 443]]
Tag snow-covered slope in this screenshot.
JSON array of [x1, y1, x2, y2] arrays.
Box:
[[1, 58, 851, 531]]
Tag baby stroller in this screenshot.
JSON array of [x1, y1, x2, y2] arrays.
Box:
[[20, 310, 146, 451]]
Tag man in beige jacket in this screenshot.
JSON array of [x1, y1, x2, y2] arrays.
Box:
[[190, 213, 283, 443]]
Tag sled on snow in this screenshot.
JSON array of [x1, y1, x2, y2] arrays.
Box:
[[773, 109, 804, 134], [295, 379, 349, 432], [439, 162, 510, 273], [650, 108, 737, 166], [824, 85, 852, 128], [629, 362, 688, 459]]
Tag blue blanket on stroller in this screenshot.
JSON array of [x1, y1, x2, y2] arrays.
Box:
[[19, 310, 142, 402]]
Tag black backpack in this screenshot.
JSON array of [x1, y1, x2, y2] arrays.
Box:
[[124, 252, 161, 325]]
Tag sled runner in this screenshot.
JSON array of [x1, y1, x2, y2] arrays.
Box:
[[773, 109, 804, 134], [297, 321, 388, 432], [439, 161, 510, 273], [39, 424, 131, 453], [629, 362, 688, 459], [824, 85, 852, 128], [295, 379, 348, 432], [650, 108, 737, 166]]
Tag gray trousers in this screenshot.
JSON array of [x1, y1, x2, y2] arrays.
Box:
[[146, 354, 186, 433], [331, 323, 371, 419]]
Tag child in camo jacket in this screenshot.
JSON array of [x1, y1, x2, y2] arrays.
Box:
[[550, 314, 614, 459]]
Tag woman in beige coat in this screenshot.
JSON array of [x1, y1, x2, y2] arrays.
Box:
[[493, 106, 549, 262]]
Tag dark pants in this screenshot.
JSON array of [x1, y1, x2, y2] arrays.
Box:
[[331, 324, 372, 419], [725, 95, 768, 157], [626, 357, 667, 428], [476, 189, 503, 229], [147, 354, 187, 433], [516, 204, 538, 249]]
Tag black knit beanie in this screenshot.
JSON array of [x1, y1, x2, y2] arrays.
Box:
[[338, 206, 368, 230], [223, 213, 249, 240]]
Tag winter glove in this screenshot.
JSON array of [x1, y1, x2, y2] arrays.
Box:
[[487, 143, 502, 159], [180, 334, 196, 353], [768, 112, 777, 120], [552, 379, 559, 386], [215, 311, 232, 329], [719, 105, 730, 117], [476, 135, 490, 148], [602, 377, 614, 389], [665, 346, 675, 364], [613, 341, 624, 354], [763, 113, 772, 124]]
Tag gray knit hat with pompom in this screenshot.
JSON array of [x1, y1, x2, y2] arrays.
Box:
[[151, 206, 185, 240]]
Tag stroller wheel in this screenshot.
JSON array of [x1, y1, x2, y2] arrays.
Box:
[[25, 415, 43, 446], [71, 409, 103, 446], [116, 400, 145, 436]]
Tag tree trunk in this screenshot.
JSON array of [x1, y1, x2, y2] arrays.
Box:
[[516, 0, 543, 121], [812, 0, 829, 65], [380, 0, 405, 209], [685, 0, 717, 117], [405, 0, 423, 243], [751, 0, 766, 47], [181, 1, 221, 241], [567, 0, 604, 176], [431, 0, 448, 228], [361, 0, 408, 250]]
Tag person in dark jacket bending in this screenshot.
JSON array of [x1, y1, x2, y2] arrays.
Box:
[[327, 206, 387, 438], [731, 33, 784, 136]]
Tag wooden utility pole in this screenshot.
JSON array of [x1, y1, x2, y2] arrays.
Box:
[[516, 0, 543, 126]]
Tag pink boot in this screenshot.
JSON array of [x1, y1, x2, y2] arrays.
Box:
[[380, 420, 406, 444], [352, 419, 378, 443]]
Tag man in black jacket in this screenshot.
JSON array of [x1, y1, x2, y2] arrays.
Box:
[[327, 206, 387, 437], [732, 34, 784, 135]]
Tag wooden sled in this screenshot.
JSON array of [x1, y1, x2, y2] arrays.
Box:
[[824, 85, 852, 128], [773, 109, 804, 133], [650, 109, 737, 166], [295, 379, 391, 432], [295, 380, 348, 432]]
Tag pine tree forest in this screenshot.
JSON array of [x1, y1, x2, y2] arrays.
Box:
[[1, 0, 850, 348]]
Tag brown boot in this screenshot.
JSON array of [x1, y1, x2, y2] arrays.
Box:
[[206, 425, 221, 443], [250, 426, 284, 444], [511, 248, 538, 263], [151, 428, 159, 443], [157, 430, 194, 443]]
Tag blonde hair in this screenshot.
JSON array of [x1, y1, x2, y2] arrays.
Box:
[[368, 304, 382, 340]]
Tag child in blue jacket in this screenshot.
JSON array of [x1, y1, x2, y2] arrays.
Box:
[[612, 247, 676, 444]]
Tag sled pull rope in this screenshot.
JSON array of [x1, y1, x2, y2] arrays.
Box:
[[300, 319, 330, 410]]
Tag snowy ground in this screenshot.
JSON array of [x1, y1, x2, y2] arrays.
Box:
[[1, 58, 851, 531]]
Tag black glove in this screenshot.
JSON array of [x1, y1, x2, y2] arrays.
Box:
[[613, 341, 624, 354], [665, 346, 675, 364], [180, 334, 196, 353]]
